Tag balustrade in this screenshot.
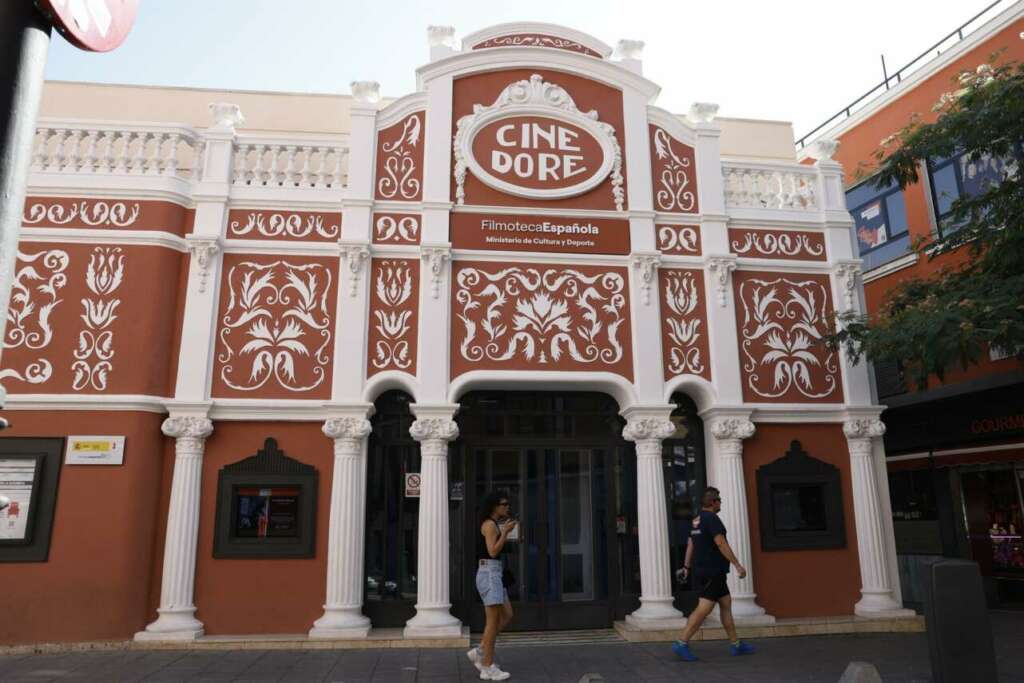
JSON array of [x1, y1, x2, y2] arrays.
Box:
[[722, 162, 819, 210], [231, 138, 348, 189], [33, 122, 202, 180]]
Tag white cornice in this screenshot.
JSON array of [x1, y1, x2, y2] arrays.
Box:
[[376, 92, 428, 129], [415, 47, 661, 101], [220, 239, 337, 256], [20, 227, 188, 251], [646, 106, 697, 145], [798, 0, 1024, 155], [2, 394, 170, 413], [27, 175, 195, 206]]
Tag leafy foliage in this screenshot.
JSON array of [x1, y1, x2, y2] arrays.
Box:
[[828, 59, 1024, 388]]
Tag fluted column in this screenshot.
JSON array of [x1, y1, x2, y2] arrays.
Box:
[[623, 413, 686, 629], [709, 416, 774, 624], [844, 419, 914, 618], [310, 413, 373, 638], [135, 415, 213, 641], [404, 407, 462, 638]]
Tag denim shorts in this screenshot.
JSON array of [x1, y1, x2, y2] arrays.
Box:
[[476, 559, 506, 606]]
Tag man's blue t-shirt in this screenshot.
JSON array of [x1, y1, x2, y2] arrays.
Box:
[[690, 510, 730, 576]]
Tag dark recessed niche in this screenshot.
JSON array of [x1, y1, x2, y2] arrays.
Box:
[[756, 440, 845, 552], [213, 438, 317, 559], [0, 438, 63, 563]]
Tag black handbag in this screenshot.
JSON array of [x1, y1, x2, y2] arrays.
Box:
[[502, 567, 515, 588]]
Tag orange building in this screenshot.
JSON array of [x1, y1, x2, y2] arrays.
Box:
[[800, 1, 1024, 607]]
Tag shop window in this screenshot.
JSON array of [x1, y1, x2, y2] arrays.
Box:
[[845, 177, 912, 271], [212, 438, 317, 558], [889, 469, 938, 522], [756, 440, 846, 551], [0, 438, 63, 563], [873, 358, 907, 399], [960, 467, 1024, 578], [927, 148, 1021, 237]]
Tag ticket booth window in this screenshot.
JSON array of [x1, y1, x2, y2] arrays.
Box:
[[213, 438, 317, 558], [756, 440, 846, 551]]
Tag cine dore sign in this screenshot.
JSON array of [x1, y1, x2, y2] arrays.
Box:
[[454, 74, 624, 209]]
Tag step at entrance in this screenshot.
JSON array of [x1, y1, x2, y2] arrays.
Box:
[[472, 629, 625, 648]]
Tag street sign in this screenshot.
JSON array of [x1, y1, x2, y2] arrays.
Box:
[[35, 0, 138, 52]]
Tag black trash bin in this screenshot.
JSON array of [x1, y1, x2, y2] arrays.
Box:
[[923, 559, 997, 683]]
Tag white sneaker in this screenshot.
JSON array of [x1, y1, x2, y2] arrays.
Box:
[[467, 647, 485, 672], [480, 664, 511, 681]]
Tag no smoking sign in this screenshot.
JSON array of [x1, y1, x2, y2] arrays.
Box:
[[404, 473, 421, 498]]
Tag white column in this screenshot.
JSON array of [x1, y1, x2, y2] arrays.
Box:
[[709, 416, 774, 624], [404, 405, 462, 638], [135, 415, 213, 641], [623, 411, 686, 629], [844, 419, 915, 618], [310, 410, 374, 638]]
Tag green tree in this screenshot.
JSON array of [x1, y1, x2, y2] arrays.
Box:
[[829, 59, 1024, 388]]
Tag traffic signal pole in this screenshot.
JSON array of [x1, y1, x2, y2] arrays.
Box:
[[0, 2, 51, 407]]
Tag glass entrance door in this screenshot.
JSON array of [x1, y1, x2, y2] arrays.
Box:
[[468, 446, 611, 630]]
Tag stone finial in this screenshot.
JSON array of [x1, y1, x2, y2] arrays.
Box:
[[687, 102, 719, 124], [809, 138, 840, 162], [350, 81, 381, 104], [208, 103, 244, 132], [427, 25, 457, 48], [616, 39, 645, 60]]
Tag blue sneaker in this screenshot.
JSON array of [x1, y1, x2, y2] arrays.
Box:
[[671, 640, 698, 662], [729, 641, 756, 656]]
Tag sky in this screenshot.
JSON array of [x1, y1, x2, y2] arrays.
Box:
[[42, 0, 1011, 141]]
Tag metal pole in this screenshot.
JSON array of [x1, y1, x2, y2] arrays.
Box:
[[881, 54, 890, 90], [0, 3, 52, 408]]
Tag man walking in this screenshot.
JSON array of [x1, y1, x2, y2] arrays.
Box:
[[672, 486, 756, 661]]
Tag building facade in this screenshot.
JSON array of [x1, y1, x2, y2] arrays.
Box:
[[0, 23, 911, 646], [801, 2, 1024, 608]]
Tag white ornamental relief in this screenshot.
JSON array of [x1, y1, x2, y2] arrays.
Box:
[[377, 114, 423, 200], [663, 271, 705, 377], [372, 261, 415, 371], [229, 212, 339, 239], [72, 247, 125, 391], [0, 249, 70, 386], [217, 261, 333, 392], [24, 200, 141, 227], [374, 215, 420, 244], [731, 231, 825, 258], [453, 74, 624, 210], [455, 266, 626, 366], [652, 128, 695, 213], [739, 277, 839, 400], [479, 35, 591, 53], [657, 225, 699, 254]]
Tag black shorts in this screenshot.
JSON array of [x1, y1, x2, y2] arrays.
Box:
[[694, 573, 730, 602]]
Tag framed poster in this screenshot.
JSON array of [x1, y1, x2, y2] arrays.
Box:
[[0, 439, 63, 562], [0, 455, 43, 543]]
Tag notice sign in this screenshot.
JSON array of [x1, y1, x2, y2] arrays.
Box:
[[451, 212, 630, 255], [65, 436, 125, 465], [405, 473, 421, 498], [0, 458, 39, 541]]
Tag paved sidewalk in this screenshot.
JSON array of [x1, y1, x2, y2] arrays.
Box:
[[1, 611, 1021, 682]]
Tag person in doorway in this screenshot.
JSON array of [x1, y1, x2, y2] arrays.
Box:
[[467, 490, 517, 681], [672, 486, 756, 661]]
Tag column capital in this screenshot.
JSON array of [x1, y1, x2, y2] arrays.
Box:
[[409, 417, 459, 443], [710, 416, 755, 441], [622, 417, 674, 442], [323, 416, 372, 441], [161, 415, 213, 440], [843, 418, 886, 440], [705, 254, 738, 307]]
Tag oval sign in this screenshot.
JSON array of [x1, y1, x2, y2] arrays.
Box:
[[35, 0, 139, 52], [468, 115, 611, 199]]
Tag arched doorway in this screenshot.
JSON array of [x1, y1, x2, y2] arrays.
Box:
[[451, 391, 631, 631]]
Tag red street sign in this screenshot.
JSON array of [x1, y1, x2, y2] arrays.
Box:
[[35, 0, 139, 52]]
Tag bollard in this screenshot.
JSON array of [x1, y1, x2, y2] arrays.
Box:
[[923, 559, 997, 683]]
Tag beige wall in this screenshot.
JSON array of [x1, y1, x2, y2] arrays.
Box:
[[717, 116, 796, 161]]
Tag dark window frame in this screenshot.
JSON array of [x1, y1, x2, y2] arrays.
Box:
[[927, 146, 1022, 237], [212, 438, 317, 559], [0, 438, 63, 563], [846, 177, 909, 256], [756, 440, 846, 552]]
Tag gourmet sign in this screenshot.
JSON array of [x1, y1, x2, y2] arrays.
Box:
[[454, 74, 624, 210]]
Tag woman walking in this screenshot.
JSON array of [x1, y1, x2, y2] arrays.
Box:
[[467, 491, 517, 681]]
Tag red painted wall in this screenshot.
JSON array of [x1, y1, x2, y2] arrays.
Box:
[[743, 423, 862, 617], [191, 422, 332, 635], [0, 411, 166, 645]]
